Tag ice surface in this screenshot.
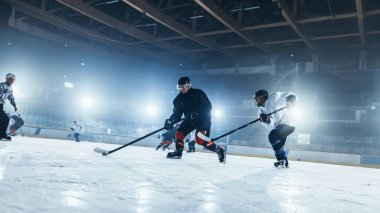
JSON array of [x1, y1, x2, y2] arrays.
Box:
[[0, 137, 379, 213]]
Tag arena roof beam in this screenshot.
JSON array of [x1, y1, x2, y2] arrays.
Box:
[[193, 0, 270, 54], [179, 30, 380, 53], [130, 9, 380, 44], [121, 0, 232, 56], [4, 0, 170, 62], [138, 9, 380, 43], [55, 0, 194, 58], [8, 18, 95, 53], [355, 0, 365, 45], [277, 0, 314, 50]]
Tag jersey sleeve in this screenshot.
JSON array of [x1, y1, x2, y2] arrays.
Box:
[[7, 90, 16, 107], [169, 98, 183, 123], [198, 89, 212, 114], [283, 92, 298, 105]]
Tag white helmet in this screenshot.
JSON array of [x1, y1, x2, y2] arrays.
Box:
[[6, 73, 16, 80]]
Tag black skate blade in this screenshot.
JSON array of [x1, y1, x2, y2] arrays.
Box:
[[224, 149, 227, 164], [218, 147, 226, 164], [222, 150, 226, 164], [274, 162, 289, 169], [166, 156, 182, 159]]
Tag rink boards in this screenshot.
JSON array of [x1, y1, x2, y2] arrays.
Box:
[[19, 125, 380, 167]]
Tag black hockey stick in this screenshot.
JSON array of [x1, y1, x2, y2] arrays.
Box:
[[197, 106, 287, 142], [94, 119, 184, 156]]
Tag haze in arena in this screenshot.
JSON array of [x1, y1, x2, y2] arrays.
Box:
[[0, 0, 380, 213]]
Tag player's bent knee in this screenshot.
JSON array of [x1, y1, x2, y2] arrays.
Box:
[[195, 130, 208, 145], [195, 136, 204, 145], [175, 131, 186, 140], [268, 130, 281, 145], [278, 124, 295, 138]]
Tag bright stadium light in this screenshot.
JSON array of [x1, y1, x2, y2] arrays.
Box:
[[12, 85, 25, 99], [146, 104, 159, 117], [81, 96, 94, 109], [64, 81, 74, 88], [213, 108, 223, 119], [289, 105, 304, 122]]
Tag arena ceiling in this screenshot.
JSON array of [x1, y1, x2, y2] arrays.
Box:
[[3, 0, 380, 64]]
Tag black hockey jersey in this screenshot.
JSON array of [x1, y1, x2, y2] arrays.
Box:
[[169, 88, 212, 123]]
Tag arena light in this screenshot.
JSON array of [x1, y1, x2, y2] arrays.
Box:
[[11, 85, 26, 99], [145, 104, 159, 118], [290, 106, 303, 118], [190, 15, 204, 19], [64, 81, 74, 88], [213, 108, 223, 119], [81, 96, 94, 109], [289, 105, 304, 125]]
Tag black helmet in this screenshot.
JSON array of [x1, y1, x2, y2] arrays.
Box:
[[254, 90, 268, 107], [177, 76, 191, 90], [178, 76, 191, 85]]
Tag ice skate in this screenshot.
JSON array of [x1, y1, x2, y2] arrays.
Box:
[[166, 150, 182, 159]]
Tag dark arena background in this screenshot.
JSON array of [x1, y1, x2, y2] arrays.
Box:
[[0, 0, 379, 212]]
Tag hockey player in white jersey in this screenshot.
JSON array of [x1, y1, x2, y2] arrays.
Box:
[[186, 131, 196, 153], [0, 73, 17, 141], [70, 121, 82, 142], [254, 89, 297, 168]]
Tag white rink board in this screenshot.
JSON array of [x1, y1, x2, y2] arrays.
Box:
[[0, 137, 379, 213], [227, 145, 362, 165], [20, 126, 367, 165]]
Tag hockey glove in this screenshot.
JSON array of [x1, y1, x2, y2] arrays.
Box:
[[260, 113, 270, 124]]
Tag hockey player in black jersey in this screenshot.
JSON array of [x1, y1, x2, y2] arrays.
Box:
[[164, 76, 225, 163], [0, 73, 17, 141]]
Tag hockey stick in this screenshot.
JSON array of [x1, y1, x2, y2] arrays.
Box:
[[94, 119, 184, 156], [197, 106, 287, 142]]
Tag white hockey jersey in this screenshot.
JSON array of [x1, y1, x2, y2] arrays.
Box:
[[257, 92, 297, 130], [70, 123, 83, 134], [0, 82, 16, 106]]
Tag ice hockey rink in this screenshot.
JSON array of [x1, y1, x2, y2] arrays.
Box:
[[0, 137, 378, 213]]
